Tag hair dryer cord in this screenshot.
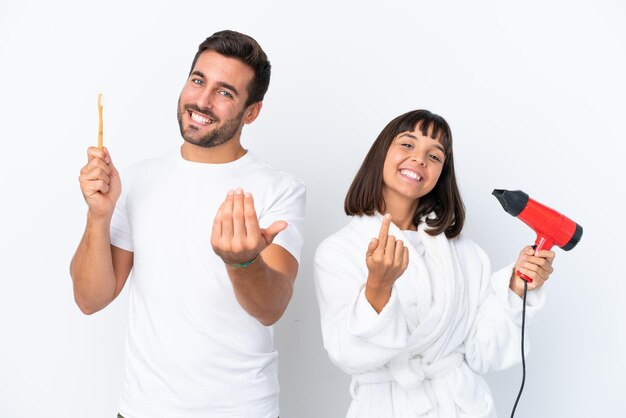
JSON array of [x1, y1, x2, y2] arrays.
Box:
[[510, 279, 528, 418]]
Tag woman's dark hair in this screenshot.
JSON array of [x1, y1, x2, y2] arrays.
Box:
[[190, 30, 271, 106], [344, 109, 465, 238]]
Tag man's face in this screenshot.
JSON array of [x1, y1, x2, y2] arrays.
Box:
[[177, 50, 255, 148]]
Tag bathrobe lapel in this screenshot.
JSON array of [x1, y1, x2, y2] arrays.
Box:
[[351, 214, 468, 415]]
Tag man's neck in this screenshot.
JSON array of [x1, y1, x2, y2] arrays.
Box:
[[180, 140, 246, 164]]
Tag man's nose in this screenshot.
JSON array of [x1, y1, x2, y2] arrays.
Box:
[[196, 89, 215, 109]]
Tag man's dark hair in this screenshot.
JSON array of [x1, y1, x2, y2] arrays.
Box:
[[344, 109, 465, 238], [190, 30, 271, 106]]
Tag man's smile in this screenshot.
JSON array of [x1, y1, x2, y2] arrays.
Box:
[[189, 110, 216, 125]]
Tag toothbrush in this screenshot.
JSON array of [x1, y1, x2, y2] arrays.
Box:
[[97, 93, 104, 149]]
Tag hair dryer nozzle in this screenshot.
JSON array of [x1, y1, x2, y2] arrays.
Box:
[[562, 223, 583, 251], [492, 189, 529, 217]]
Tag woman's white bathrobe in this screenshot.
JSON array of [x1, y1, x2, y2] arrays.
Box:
[[314, 214, 545, 417]]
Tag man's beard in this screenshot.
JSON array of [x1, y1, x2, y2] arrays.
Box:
[[177, 100, 245, 148]]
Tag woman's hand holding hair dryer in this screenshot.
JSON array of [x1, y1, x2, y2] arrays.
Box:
[[509, 245, 556, 297]]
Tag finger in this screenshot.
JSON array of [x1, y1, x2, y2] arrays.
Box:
[[518, 266, 546, 287], [232, 188, 245, 237], [84, 179, 110, 196], [524, 255, 554, 275], [366, 238, 378, 257], [221, 190, 235, 238], [261, 221, 287, 245], [516, 246, 537, 268], [523, 254, 548, 268], [243, 192, 260, 236], [520, 260, 552, 281], [394, 240, 405, 266], [87, 146, 110, 164], [536, 261, 553, 280], [212, 203, 224, 242], [516, 266, 534, 282], [82, 166, 111, 184], [384, 235, 396, 263], [377, 214, 392, 250], [535, 249, 556, 263], [81, 157, 112, 176], [528, 278, 545, 291], [102, 147, 119, 176]]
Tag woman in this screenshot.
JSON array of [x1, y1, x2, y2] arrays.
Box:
[[314, 109, 554, 417]]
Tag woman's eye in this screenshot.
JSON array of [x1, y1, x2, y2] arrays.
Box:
[[429, 154, 442, 162], [401, 143, 413, 149]]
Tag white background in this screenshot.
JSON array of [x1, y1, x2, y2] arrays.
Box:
[[1, 0, 625, 417]]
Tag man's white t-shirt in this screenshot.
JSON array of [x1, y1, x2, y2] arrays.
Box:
[[110, 148, 305, 418]]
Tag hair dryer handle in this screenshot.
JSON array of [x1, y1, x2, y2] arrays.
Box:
[[516, 236, 554, 283]]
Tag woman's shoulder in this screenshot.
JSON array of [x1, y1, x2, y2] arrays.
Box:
[[450, 232, 491, 266], [317, 218, 358, 248], [315, 216, 373, 258]]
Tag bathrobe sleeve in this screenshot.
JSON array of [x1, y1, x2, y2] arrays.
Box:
[[463, 242, 546, 374], [314, 234, 410, 375]]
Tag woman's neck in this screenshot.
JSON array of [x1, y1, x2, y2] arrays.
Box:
[[383, 196, 419, 231]]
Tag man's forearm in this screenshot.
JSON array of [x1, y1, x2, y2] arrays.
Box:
[[227, 255, 295, 326], [70, 214, 118, 314]]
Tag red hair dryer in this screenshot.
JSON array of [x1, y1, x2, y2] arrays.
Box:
[[492, 189, 583, 282]]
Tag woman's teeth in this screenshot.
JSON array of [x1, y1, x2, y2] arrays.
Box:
[[400, 169, 422, 181]]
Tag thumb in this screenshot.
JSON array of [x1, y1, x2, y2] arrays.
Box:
[[103, 147, 117, 170], [261, 220, 287, 244]]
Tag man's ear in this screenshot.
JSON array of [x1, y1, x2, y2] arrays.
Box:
[[243, 102, 262, 125]]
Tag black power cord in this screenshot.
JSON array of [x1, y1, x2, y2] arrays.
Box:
[[510, 279, 529, 418]]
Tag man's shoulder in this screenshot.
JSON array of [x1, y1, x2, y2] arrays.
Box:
[[127, 149, 175, 170], [116, 150, 177, 198], [245, 152, 305, 190], [121, 149, 175, 179]]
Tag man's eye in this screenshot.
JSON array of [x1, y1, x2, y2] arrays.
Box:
[[192, 79, 203, 85], [219, 91, 233, 98]]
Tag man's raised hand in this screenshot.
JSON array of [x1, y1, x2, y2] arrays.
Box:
[[78, 146, 121, 219], [211, 189, 287, 266]]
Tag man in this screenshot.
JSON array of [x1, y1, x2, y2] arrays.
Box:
[[71, 30, 305, 418]]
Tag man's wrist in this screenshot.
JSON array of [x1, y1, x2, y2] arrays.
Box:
[[86, 210, 113, 228], [227, 254, 259, 268]]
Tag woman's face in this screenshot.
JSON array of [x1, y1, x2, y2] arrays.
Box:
[[381, 125, 446, 210]]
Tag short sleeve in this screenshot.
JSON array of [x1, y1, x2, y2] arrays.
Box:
[[110, 175, 133, 252], [258, 179, 306, 264]]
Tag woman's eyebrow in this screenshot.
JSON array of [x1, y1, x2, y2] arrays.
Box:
[[398, 132, 446, 153]]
